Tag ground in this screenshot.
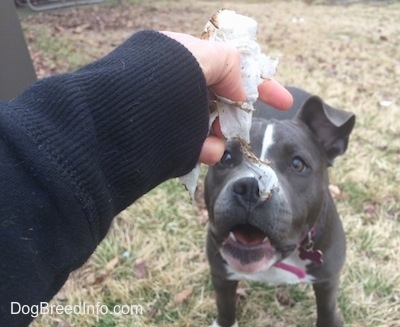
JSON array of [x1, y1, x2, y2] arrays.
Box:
[[17, 0, 400, 326]]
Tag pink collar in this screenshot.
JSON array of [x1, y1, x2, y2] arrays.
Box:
[[274, 225, 323, 279]]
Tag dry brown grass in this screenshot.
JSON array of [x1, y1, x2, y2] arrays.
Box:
[[21, 0, 400, 326]]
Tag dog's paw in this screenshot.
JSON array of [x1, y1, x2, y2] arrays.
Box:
[[210, 319, 239, 327]]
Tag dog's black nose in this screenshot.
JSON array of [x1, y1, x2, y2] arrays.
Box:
[[233, 177, 260, 205]]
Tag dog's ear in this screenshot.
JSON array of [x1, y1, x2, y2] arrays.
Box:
[[296, 96, 355, 165]]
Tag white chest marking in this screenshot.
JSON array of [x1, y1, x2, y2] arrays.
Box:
[[225, 250, 315, 285], [260, 123, 275, 162]]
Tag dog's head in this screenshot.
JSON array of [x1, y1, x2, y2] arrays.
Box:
[[204, 95, 355, 275]]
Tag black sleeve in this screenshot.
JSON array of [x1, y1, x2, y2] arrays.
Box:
[[0, 30, 209, 325]]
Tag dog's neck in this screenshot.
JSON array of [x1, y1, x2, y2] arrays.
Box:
[[274, 225, 323, 279]]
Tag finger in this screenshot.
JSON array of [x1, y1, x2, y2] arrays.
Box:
[[207, 44, 246, 102], [199, 135, 226, 165], [258, 79, 293, 111], [210, 117, 224, 138]]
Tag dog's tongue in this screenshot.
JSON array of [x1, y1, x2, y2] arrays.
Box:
[[222, 225, 276, 274], [232, 224, 266, 246]]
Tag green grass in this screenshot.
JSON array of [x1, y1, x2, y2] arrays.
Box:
[[22, 0, 400, 326]]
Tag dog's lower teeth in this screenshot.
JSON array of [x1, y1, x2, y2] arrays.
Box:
[[262, 236, 269, 243], [229, 232, 237, 242]]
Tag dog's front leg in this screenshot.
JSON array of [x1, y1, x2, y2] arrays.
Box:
[[313, 277, 343, 327], [210, 272, 239, 327]]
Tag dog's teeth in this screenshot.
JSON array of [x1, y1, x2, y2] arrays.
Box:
[[229, 232, 237, 242], [262, 236, 269, 243]]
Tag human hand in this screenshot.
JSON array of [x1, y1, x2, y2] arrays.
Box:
[[162, 32, 293, 165]]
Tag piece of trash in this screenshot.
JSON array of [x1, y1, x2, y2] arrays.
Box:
[[291, 16, 305, 23], [379, 99, 392, 108], [180, 9, 279, 200]]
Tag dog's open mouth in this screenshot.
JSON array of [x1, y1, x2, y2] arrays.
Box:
[[229, 224, 268, 245], [221, 223, 278, 274]]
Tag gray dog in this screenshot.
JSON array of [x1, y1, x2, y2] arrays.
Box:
[[204, 87, 355, 327]]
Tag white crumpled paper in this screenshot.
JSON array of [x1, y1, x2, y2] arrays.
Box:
[[180, 9, 279, 201]]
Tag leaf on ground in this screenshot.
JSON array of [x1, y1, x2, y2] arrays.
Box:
[[134, 258, 148, 279], [194, 184, 206, 210], [92, 274, 106, 286], [363, 202, 380, 224], [173, 286, 193, 305], [196, 209, 209, 226], [276, 289, 296, 307], [329, 184, 342, 199], [105, 256, 119, 271], [236, 287, 247, 298], [194, 184, 209, 225]]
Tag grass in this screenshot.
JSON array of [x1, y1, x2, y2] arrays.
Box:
[[20, 0, 400, 326]]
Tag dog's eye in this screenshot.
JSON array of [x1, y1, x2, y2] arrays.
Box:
[[219, 151, 233, 166], [290, 157, 307, 172]]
